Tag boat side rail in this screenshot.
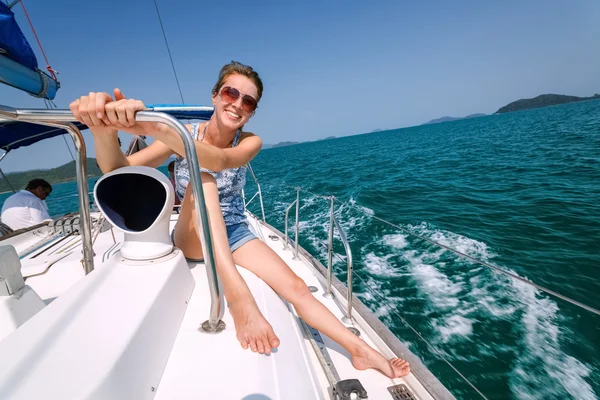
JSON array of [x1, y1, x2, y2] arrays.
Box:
[[273, 184, 600, 398], [278, 184, 600, 318], [278, 187, 357, 323], [0, 105, 226, 333], [255, 213, 458, 400], [322, 196, 355, 325], [283, 187, 300, 260], [276, 186, 487, 399]]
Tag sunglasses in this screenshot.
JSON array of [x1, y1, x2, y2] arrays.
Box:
[[219, 86, 258, 113]]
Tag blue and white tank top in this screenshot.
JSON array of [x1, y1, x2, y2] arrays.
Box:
[[174, 122, 247, 226]]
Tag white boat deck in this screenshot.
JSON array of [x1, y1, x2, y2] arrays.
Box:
[[20, 213, 124, 304], [156, 214, 427, 400], [0, 210, 444, 399]]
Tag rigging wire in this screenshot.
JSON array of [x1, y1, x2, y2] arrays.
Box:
[[18, 0, 57, 79], [260, 184, 600, 317], [362, 211, 600, 316], [60, 133, 75, 162], [257, 182, 599, 398], [153, 0, 185, 104], [43, 99, 75, 162]]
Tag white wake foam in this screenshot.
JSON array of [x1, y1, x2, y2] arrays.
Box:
[[400, 223, 595, 398], [283, 191, 596, 399], [509, 280, 595, 400]]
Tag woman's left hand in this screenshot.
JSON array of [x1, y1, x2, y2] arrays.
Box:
[[104, 88, 156, 136]]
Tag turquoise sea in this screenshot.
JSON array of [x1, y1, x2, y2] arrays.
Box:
[[2, 100, 599, 399]]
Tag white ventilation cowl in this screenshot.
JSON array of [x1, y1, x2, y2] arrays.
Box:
[[94, 166, 175, 261]]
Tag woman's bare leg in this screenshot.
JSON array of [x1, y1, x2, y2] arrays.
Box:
[[233, 239, 410, 378], [176, 176, 279, 354]]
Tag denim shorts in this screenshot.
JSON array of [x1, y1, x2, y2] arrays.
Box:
[[171, 222, 258, 262]]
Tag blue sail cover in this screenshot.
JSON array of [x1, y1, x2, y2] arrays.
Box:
[[0, 2, 59, 99], [0, 120, 87, 152], [0, 2, 37, 70]]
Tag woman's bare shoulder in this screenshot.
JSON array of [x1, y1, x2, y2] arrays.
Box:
[[240, 130, 259, 139]]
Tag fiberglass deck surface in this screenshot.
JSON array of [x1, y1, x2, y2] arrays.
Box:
[[155, 214, 412, 400]]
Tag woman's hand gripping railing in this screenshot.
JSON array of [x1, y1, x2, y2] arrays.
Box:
[[0, 105, 226, 333], [322, 196, 355, 325], [283, 187, 300, 260]]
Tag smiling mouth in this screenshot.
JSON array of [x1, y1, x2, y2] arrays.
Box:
[[225, 110, 241, 120]]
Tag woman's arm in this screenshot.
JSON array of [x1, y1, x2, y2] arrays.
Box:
[[150, 123, 262, 172], [73, 91, 262, 172], [99, 96, 262, 171], [89, 125, 174, 173], [70, 91, 174, 173]]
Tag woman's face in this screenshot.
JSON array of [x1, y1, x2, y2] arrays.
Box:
[[212, 74, 259, 131]]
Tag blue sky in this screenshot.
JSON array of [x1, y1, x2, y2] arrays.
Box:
[[1, 0, 599, 172]]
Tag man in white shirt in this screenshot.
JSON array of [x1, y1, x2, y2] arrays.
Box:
[[0, 179, 52, 230]]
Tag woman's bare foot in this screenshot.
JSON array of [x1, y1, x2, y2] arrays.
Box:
[[351, 343, 411, 378], [229, 300, 280, 355]]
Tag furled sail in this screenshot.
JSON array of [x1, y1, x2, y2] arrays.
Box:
[[0, 2, 59, 99]]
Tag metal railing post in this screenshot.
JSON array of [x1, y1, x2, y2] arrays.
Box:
[[258, 183, 266, 222], [323, 196, 335, 299], [283, 200, 297, 250], [135, 111, 225, 333], [0, 112, 95, 275], [335, 217, 354, 325], [56, 123, 94, 274], [293, 187, 300, 260]]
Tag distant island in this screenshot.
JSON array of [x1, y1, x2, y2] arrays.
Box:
[[496, 93, 600, 114], [271, 141, 300, 148], [423, 113, 486, 125], [0, 158, 101, 193]]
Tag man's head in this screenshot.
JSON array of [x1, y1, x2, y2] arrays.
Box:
[[26, 179, 52, 200]]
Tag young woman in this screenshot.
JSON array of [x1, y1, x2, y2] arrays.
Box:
[[70, 61, 410, 378]]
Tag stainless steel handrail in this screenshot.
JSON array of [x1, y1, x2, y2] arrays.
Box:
[[334, 217, 354, 325], [0, 106, 225, 332], [283, 201, 296, 249], [246, 163, 266, 221], [323, 197, 335, 299], [322, 196, 355, 324], [0, 108, 95, 274], [283, 187, 300, 260]]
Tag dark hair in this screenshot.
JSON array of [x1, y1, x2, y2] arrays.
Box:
[[168, 161, 175, 172], [212, 61, 264, 102], [26, 178, 51, 191]]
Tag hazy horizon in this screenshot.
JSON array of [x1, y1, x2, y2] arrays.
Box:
[[1, 0, 599, 172]]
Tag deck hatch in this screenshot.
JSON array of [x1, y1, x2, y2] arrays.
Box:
[[387, 384, 416, 400]]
